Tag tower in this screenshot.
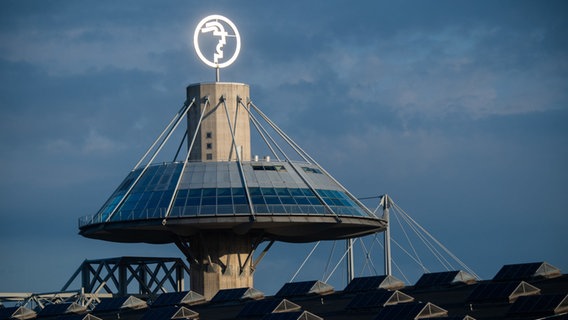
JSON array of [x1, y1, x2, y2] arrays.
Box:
[[78, 15, 387, 300]]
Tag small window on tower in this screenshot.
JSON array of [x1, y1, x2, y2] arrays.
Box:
[[206, 143, 212, 149], [206, 132, 212, 139], [206, 153, 213, 160]]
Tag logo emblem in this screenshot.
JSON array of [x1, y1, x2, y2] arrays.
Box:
[[194, 15, 241, 69]]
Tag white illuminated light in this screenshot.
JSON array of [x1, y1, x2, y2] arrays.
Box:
[[194, 15, 241, 69]]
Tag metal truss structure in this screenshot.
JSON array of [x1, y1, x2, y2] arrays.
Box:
[[61, 256, 190, 297]]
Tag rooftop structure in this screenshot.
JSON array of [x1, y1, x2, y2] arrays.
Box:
[[78, 15, 388, 299]]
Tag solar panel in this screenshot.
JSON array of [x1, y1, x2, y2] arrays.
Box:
[[344, 276, 388, 292], [56, 314, 102, 320], [38, 303, 75, 317], [467, 281, 540, 303], [415, 271, 460, 288], [260, 310, 322, 320], [140, 306, 178, 320], [493, 262, 542, 281], [508, 294, 568, 316], [210, 287, 263, 303], [346, 290, 414, 310], [93, 297, 129, 312], [275, 280, 333, 297], [237, 299, 301, 318], [493, 262, 561, 281], [152, 291, 192, 307], [373, 302, 447, 320]]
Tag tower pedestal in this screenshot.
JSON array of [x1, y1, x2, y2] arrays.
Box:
[[179, 233, 254, 300]]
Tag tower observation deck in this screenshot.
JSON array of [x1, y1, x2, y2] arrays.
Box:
[[78, 16, 386, 300]]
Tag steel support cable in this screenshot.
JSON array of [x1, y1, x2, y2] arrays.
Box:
[[321, 241, 338, 282], [173, 129, 188, 162], [394, 203, 458, 272], [249, 102, 311, 163], [394, 204, 453, 271], [105, 99, 194, 222], [239, 100, 284, 161], [250, 101, 377, 218], [290, 241, 320, 282], [391, 201, 480, 279], [243, 102, 340, 220], [323, 238, 358, 283], [393, 206, 426, 271], [247, 101, 342, 222], [162, 98, 208, 222], [371, 235, 411, 283], [240, 100, 288, 161], [227, 97, 242, 161], [358, 237, 379, 276], [222, 98, 256, 219], [134, 102, 191, 170]]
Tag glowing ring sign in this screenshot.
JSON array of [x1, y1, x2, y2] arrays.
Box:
[[193, 15, 241, 69]]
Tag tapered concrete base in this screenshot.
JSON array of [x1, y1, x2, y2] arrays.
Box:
[[178, 233, 254, 300]]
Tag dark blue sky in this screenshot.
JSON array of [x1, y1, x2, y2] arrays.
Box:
[[1, 0, 567, 294]]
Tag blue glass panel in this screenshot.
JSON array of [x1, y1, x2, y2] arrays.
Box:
[[308, 197, 321, 205], [251, 196, 266, 205], [255, 204, 269, 213], [265, 196, 281, 204], [276, 188, 290, 196], [182, 206, 199, 216], [280, 196, 296, 204], [177, 189, 188, 197], [269, 205, 285, 213], [296, 197, 310, 205], [202, 197, 216, 205], [234, 205, 250, 213], [249, 187, 262, 196], [232, 188, 245, 196], [217, 188, 231, 196], [200, 206, 216, 215], [218, 197, 232, 205], [202, 188, 216, 196], [217, 205, 234, 214], [233, 196, 248, 204], [188, 189, 202, 197], [290, 188, 303, 196], [261, 188, 276, 196], [301, 189, 314, 196], [187, 198, 200, 206], [174, 198, 186, 206]]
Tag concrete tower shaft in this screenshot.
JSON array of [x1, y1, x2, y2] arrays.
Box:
[[186, 83, 251, 162]]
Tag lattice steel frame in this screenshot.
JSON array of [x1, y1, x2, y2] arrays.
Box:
[[61, 257, 190, 296]]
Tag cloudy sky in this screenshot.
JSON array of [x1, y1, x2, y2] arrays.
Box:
[[1, 1, 567, 295]]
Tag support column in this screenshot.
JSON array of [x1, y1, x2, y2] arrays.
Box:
[[382, 194, 392, 276], [182, 233, 255, 300], [186, 82, 251, 162]]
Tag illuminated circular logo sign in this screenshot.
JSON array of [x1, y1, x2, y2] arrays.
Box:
[[193, 15, 241, 69]]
